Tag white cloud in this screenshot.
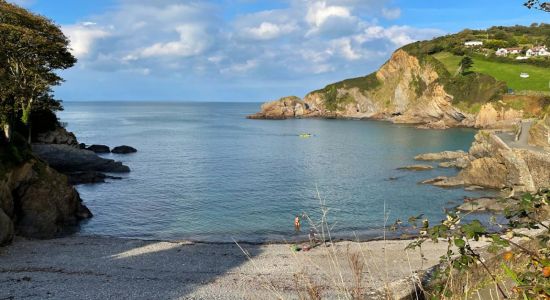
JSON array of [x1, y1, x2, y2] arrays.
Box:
[[381, 8, 401, 20], [241, 22, 296, 40], [331, 38, 361, 60], [220, 59, 258, 74], [139, 25, 210, 58], [306, 1, 351, 28], [62, 23, 111, 58], [59, 0, 444, 94], [355, 25, 443, 46]]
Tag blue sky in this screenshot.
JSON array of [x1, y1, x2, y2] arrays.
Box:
[[10, 0, 550, 101]]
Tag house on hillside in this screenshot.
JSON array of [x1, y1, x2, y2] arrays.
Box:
[[496, 48, 508, 56], [527, 45, 549, 57], [506, 47, 522, 54], [496, 47, 523, 57], [464, 41, 483, 47]]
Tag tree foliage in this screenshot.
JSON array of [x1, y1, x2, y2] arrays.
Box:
[[0, 0, 75, 142], [524, 0, 550, 12], [459, 56, 474, 74]]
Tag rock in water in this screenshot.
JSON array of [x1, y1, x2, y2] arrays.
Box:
[[66, 171, 122, 185], [112, 145, 137, 154], [87, 144, 110, 153], [414, 150, 467, 161], [397, 164, 433, 171], [33, 144, 130, 173], [457, 198, 505, 212]]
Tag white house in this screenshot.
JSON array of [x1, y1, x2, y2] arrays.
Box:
[[536, 47, 550, 56], [465, 41, 483, 47], [527, 45, 549, 57], [496, 48, 508, 56], [506, 47, 522, 54]]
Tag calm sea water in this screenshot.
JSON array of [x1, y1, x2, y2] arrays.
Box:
[[60, 102, 488, 242]]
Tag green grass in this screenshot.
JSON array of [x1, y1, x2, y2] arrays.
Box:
[[433, 52, 550, 92]]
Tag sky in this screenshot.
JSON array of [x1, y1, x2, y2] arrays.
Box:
[[9, 0, 550, 102]]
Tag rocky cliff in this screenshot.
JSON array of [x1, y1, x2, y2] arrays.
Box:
[[0, 157, 92, 245], [249, 49, 528, 129], [528, 115, 550, 148], [423, 131, 550, 193]]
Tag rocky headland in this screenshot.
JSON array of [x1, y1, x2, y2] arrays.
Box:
[[248, 49, 539, 131]]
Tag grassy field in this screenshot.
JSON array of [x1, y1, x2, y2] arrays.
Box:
[[432, 52, 550, 92]]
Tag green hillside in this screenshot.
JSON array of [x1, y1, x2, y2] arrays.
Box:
[[433, 52, 550, 92], [401, 23, 550, 93]]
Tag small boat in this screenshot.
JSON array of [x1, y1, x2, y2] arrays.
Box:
[[520, 72, 530, 78], [299, 133, 312, 138]]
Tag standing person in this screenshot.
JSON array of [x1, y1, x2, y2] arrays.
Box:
[[294, 215, 301, 232]]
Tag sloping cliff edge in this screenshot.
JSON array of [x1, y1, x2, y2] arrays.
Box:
[[249, 49, 539, 130]]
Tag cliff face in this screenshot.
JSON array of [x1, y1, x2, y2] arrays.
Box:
[[528, 115, 550, 148], [0, 157, 91, 245], [441, 131, 550, 193], [249, 50, 526, 129]]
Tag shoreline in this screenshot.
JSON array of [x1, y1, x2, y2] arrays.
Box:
[[0, 234, 457, 299]]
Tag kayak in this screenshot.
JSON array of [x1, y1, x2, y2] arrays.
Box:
[[299, 133, 312, 138]]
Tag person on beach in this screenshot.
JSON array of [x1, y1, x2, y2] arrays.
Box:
[[294, 215, 301, 232]]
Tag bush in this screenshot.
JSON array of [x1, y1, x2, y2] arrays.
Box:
[[403, 190, 550, 299]]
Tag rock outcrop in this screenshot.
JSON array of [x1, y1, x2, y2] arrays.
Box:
[[32, 144, 130, 173], [112, 145, 137, 154], [397, 165, 434, 171], [414, 150, 467, 161], [87, 144, 111, 153], [528, 115, 550, 148], [35, 127, 79, 147], [474, 103, 523, 129], [0, 158, 92, 243], [424, 131, 550, 193]]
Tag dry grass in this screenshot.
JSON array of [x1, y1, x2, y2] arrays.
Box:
[[234, 186, 426, 300]]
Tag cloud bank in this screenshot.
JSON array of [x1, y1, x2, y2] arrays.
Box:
[[58, 0, 443, 100]]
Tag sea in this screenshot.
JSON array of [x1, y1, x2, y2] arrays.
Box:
[[59, 101, 492, 242]]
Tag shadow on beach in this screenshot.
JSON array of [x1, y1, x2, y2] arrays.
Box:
[[0, 236, 264, 299]]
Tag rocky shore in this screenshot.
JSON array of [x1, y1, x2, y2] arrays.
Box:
[[417, 131, 550, 194], [0, 158, 92, 245], [1, 126, 134, 246]]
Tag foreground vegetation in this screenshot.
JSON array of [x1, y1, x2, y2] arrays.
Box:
[[403, 190, 550, 299]]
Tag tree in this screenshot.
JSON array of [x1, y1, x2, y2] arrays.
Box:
[[459, 56, 474, 75], [0, 1, 76, 142], [524, 0, 550, 12]]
